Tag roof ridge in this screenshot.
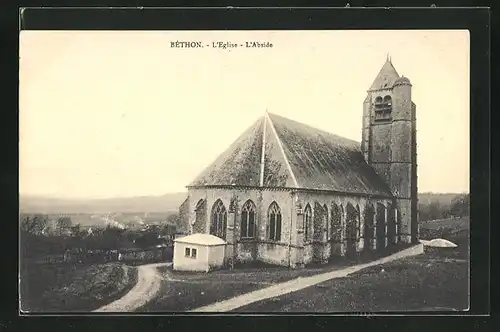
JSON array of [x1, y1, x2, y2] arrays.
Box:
[[265, 113, 299, 188], [259, 114, 267, 187]]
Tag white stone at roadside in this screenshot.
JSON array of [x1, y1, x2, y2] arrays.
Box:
[[420, 238, 457, 248]]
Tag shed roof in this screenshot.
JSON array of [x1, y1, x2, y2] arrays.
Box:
[[188, 112, 393, 197], [174, 233, 227, 246]]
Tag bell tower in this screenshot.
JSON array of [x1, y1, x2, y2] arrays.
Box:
[[361, 56, 418, 244]]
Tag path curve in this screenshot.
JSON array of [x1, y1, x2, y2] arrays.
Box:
[[190, 244, 424, 312], [93, 262, 171, 312]]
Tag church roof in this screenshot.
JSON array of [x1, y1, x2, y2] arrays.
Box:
[[369, 58, 400, 91], [188, 113, 393, 197]]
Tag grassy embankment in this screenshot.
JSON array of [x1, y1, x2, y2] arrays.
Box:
[[20, 261, 138, 312], [233, 217, 469, 312]]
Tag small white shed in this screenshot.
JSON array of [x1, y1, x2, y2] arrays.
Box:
[[173, 233, 226, 272]]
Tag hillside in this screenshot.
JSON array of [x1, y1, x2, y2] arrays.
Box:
[[418, 192, 465, 208], [19, 193, 188, 214]]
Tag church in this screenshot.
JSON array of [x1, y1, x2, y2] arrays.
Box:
[[178, 58, 419, 268]]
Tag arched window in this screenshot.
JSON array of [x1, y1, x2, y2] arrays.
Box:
[[323, 204, 329, 239], [387, 202, 397, 245], [356, 205, 361, 238], [376, 203, 387, 249], [374, 95, 392, 122], [363, 204, 375, 251], [345, 203, 358, 241], [193, 199, 207, 233], [330, 203, 342, 242], [240, 200, 256, 238], [396, 208, 401, 242], [268, 202, 282, 241], [304, 204, 312, 241], [195, 199, 205, 210], [210, 199, 227, 240], [345, 203, 359, 257]]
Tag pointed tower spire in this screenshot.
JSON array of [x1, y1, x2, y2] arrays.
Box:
[[368, 56, 400, 91]]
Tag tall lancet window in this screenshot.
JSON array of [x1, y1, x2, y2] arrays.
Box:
[[240, 200, 256, 238], [268, 202, 282, 242], [304, 204, 313, 242], [210, 199, 227, 240]]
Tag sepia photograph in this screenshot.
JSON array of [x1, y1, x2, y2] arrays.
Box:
[[19, 29, 470, 313]]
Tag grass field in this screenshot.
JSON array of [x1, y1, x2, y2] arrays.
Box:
[[233, 217, 469, 312], [138, 242, 413, 312], [20, 261, 138, 312], [139, 263, 332, 312]]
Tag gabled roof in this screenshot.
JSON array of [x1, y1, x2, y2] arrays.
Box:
[[189, 117, 265, 188], [174, 233, 226, 246], [189, 113, 393, 197], [369, 58, 400, 91]]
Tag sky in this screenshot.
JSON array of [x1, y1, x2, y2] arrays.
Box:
[[19, 30, 470, 199]]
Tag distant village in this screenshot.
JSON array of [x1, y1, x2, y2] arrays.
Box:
[[20, 211, 187, 265]]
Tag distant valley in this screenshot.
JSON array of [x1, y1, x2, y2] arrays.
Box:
[[19, 192, 188, 214]]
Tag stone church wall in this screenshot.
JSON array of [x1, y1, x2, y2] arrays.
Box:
[[185, 187, 294, 266], [177, 196, 190, 233], [182, 187, 399, 267], [296, 191, 393, 264]]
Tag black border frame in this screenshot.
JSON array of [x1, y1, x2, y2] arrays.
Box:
[[6, 5, 491, 332]]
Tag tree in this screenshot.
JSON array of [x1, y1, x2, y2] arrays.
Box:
[[56, 216, 73, 236], [162, 223, 177, 236], [101, 225, 125, 249], [166, 213, 179, 225], [427, 201, 442, 221], [70, 223, 82, 237], [122, 229, 140, 243], [450, 193, 470, 218], [135, 232, 160, 248], [20, 214, 48, 235]]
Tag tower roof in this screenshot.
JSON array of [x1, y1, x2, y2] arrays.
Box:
[[188, 113, 393, 197], [394, 76, 411, 86], [369, 58, 400, 91]]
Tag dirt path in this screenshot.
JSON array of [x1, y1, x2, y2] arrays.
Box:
[[190, 244, 424, 312], [93, 262, 171, 312]]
